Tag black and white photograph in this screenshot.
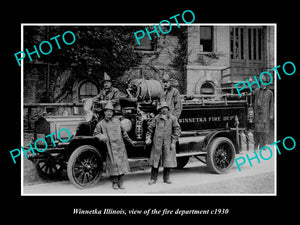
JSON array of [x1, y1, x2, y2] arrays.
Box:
[[3, 4, 298, 221], [20, 24, 276, 195]]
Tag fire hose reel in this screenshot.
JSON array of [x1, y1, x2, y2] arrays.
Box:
[[127, 79, 163, 101]]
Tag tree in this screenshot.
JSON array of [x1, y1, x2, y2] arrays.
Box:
[[170, 26, 188, 94], [24, 26, 142, 102]]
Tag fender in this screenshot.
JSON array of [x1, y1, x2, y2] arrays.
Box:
[[202, 129, 238, 153], [66, 136, 107, 159]]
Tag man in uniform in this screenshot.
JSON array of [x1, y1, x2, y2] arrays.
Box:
[[253, 73, 274, 149], [94, 101, 135, 190], [93, 72, 121, 111], [160, 74, 182, 119], [145, 101, 181, 185]]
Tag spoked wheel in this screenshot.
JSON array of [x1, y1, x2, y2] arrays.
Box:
[[206, 137, 236, 174], [67, 145, 103, 189], [35, 153, 64, 179]]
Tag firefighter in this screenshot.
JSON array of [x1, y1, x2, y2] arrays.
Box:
[[93, 72, 121, 111], [93, 101, 135, 190], [253, 73, 274, 149], [145, 101, 181, 185], [160, 73, 183, 119]]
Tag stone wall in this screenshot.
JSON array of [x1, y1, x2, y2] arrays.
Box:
[[186, 26, 231, 95], [122, 34, 183, 92]]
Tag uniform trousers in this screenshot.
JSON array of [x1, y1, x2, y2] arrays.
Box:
[[150, 166, 170, 181], [110, 174, 125, 184], [254, 131, 268, 149]]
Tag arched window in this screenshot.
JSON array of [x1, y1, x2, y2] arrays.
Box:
[[78, 81, 99, 100], [200, 81, 215, 95]]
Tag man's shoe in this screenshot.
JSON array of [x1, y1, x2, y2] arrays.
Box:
[[112, 183, 119, 190], [148, 179, 156, 185], [118, 176, 125, 189], [164, 179, 172, 184], [118, 183, 125, 189]]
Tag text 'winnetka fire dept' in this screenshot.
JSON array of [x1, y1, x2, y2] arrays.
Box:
[[179, 116, 236, 123]]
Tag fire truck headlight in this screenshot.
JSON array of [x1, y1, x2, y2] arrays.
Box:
[[121, 118, 132, 132]]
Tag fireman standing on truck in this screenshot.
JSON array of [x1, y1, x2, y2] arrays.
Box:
[[145, 101, 181, 185], [253, 73, 274, 149], [93, 101, 135, 190], [93, 72, 121, 111], [160, 73, 183, 119]]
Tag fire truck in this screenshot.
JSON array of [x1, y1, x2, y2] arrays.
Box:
[[29, 79, 252, 188]]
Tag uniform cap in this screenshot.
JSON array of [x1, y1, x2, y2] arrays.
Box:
[[260, 73, 271, 83], [162, 73, 170, 81], [103, 101, 115, 111], [158, 101, 170, 111], [103, 72, 112, 82]]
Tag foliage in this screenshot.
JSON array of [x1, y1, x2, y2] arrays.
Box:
[[24, 26, 142, 102], [169, 26, 188, 93]]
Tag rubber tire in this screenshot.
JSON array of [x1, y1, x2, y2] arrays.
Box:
[[176, 157, 190, 169], [206, 137, 236, 174], [67, 145, 103, 189], [35, 154, 64, 179]]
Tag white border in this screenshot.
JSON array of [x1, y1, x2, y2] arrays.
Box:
[[21, 23, 277, 196], [21, 23, 24, 195]]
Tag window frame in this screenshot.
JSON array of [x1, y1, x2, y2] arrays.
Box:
[[200, 81, 215, 95], [199, 26, 214, 53], [78, 80, 99, 101], [134, 37, 158, 52]]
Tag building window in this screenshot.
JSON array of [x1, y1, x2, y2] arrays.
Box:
[[230, 27, 244, 60], [200, 26, 213, 52], [230, 26, 264, 61], [134, 31, 157, 51], [78, 81, 99, 100], [248, 27, 263, 61], [134, 37, 157, 51], [200, 81, 215, 94]]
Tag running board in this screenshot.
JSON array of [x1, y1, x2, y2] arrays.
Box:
[[128, 157, 148, 162], [128, 152, 207, 162], [176, 152, 206, 157]]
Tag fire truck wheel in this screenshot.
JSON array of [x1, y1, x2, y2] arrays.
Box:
[[206, 137, 236, 174], [35, 153, 64, 179], [67, 145, 103, 189], [176, 157, 190, 169]]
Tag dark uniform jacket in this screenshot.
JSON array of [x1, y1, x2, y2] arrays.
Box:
[[146, 113, 181, 168], [253, 88, 274, 132], [94, 117, 132, 176], [94, 87, 121, 111], [160, 87, 182, 119]]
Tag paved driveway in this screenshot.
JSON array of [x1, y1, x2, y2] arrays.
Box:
[[23, 151, 275, 195]]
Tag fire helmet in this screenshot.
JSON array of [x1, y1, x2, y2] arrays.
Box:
[[103, 101, 114, 111], [157, 101, 170, 111]]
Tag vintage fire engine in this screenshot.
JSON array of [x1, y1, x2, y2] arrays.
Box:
[[29, 79, 252, 188]]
